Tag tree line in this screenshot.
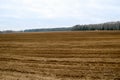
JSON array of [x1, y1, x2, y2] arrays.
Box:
[[24, 27, 71, 32], [72, 21, 120, 31], [0, 21, 120, 33], [24, 21, 120, 32]]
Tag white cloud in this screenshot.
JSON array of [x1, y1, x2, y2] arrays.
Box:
[[0, 0, 120, 30], [0, 0, 95, 19]]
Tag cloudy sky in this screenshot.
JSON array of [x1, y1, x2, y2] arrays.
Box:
[[0, 0, 120, 30]]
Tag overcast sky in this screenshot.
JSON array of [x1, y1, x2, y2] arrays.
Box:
[[0, 0, 120, 30]]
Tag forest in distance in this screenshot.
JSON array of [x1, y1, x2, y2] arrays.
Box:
[[0, 21, 120, 33]]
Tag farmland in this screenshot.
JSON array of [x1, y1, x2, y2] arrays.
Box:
[[0, 31, 120, 80]]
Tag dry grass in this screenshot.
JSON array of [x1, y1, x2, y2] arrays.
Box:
[[0, 31, 120, 80]]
